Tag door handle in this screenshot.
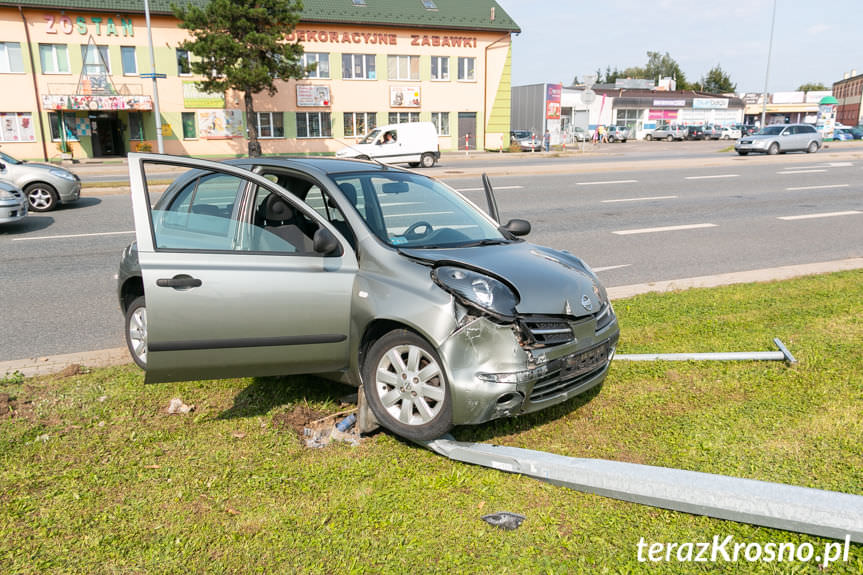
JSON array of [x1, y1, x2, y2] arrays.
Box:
[[156, 275, 202, 289]]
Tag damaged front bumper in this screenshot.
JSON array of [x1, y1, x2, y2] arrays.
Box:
[[439, 307, 620, 426]]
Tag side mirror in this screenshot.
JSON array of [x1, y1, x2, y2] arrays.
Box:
[[313, 227, 341, 256], [501, 218, 531, 237], [0, 162, 5, 170]]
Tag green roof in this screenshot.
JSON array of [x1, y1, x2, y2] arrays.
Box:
[[2, 0, 520, 33]]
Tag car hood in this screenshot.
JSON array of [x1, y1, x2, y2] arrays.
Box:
[[400, 242, 603, 317]]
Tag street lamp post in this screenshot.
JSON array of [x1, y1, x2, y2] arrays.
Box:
[[144, 0, 165, 153], [760, 0, 777, 129]]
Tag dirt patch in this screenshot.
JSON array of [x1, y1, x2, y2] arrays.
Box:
[[0, 392, 33, 420], [272, 405, 329, 437], [55, 364, 83, 378]]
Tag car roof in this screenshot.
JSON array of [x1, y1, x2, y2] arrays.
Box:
[[223, 156, 396, 176]]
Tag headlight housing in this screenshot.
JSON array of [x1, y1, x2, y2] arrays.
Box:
[[49, 168, 77, 181], [432, 266, 519, 320], [0, 188, 17, 200]]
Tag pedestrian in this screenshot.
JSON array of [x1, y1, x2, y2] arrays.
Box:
[[543, 130, 551, 152], [598, 124, 607, 144], [592, 127, 599, 144]]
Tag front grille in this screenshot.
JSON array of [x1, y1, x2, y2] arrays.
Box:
[[522, 317, 573, 346], [528, 340, 611, 402]]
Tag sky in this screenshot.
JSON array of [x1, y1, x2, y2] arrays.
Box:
[[496, 0, 860, 93]]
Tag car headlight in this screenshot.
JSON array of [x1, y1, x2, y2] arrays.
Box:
[[49, 168, 77, 181], [0, 188, 17, 200], [432, 266, 519, 320]]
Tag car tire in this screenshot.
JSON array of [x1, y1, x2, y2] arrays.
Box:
[[125, 296, 148, 369], [420, 152, 436, 168], [645, 134, 652, 141], [666, 135, 673, 142], [737, 151, 748, 156], [25, 183, 59, 212], [408, 162, 420, 168], [767, 143, 779, 155], [362, 329, 453, 441], [806, 141, 819, 154]]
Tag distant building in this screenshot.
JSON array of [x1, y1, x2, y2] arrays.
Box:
[[739, 91, 832, 126], [833, 70, 862, 126]]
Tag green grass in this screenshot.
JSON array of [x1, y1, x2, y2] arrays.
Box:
[[2, 271, 862, 574]]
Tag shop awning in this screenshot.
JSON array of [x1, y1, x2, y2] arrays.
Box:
[[41, 94, 153, 111]]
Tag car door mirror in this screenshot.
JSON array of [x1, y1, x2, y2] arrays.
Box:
[[0, 162, 5, 170], [501, 218, 531, 237], [313, 227, 341, 256]]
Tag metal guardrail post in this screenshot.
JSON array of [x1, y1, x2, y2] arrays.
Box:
[[614, 338, 797, 364]]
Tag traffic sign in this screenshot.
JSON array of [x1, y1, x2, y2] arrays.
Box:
[[139, 72, 167, 79], [582, 89, 596, 105]]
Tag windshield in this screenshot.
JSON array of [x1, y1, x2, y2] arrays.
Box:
[[0, 151, 22, 165], [758, 126, 785, 135], [359, 129, 381, 145], [330, 171, 506, 249]]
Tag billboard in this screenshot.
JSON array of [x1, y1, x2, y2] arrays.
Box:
[[546, 83, 562, 120]]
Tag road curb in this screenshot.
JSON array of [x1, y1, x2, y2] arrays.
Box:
[[3, 257, 863, 379]]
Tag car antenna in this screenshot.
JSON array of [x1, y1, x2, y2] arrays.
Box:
[[481, 173, 500, 223]]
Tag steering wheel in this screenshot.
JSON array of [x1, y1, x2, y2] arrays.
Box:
[[404, 221, 433, 241]]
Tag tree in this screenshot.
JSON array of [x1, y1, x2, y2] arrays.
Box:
[[699, 64, 736, 94], [174, 0, 305, 157], [644, 51, 689, 89], [797, 82, 828, 92]]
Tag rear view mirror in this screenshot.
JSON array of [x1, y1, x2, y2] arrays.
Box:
[[313, 227, 341, 256], [501, 218, 531, 237], [382, 182, 409, 194]]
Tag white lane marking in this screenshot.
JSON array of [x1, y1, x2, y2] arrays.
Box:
[[777, 211, 862, 221], [602, 195, 677, 203], [613, 223, 717, 236], [785, 184, 850, 191], [827, 162, 853, 167], [684, 174, 739, 180], [454, 185, 524, 192], [576, 179, 638, 186], [592, 264, 631, 272], [12, 231, 135, 242], [777, 169, 827, 174]]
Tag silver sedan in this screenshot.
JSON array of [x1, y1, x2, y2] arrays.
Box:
[[0, 151, 81, 212]]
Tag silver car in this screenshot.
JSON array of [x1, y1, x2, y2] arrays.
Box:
[[645, 125, 685, 141], [118, 154, 619, 441], [0, 151, 81, 212], [735, 124, 822, 156], [0, 180, 28, 224]]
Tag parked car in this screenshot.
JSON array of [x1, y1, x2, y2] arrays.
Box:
[[571, 126, 589, 142], [832, 127, 854, 141], [736, 124, 759, 136], [720, 126, 742, 140], [0, 180, 28, 224], [335, 121, 440, 168], [703, 124, 721, 140], [849, 127, 863, 140], [0, 151, 81, 212], [734, 124, 822, 155], [118, 154, 620, 441], [685, 126, 706, 140], [509, 130, 541, 151], [645, 125, 685, 141], [605, 125, 630, 142]]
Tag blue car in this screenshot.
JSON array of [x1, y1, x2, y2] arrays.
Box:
[[832, 128, 854, 141]]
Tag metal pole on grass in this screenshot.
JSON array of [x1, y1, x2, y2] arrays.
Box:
[[144, 0, 165, 153]]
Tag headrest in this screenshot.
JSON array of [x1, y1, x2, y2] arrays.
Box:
[[264, 194, 294, 221], [337, 182, 358, 205]]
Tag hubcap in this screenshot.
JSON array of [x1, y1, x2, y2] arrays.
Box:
[[128, 306, 148, 365], [375, 344, 444, 426], [29, 189, 53, 210]]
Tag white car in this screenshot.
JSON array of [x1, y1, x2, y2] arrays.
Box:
[[720, 127, 741, 140], [0, 181, 28, 224]]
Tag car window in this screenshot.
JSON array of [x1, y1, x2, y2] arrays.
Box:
[[305, 185, 356, 248], [155, 173, 243, 250], [248, 186, 320, 254]]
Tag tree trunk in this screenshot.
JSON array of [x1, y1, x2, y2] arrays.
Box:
[[244, 91, 261, 157]]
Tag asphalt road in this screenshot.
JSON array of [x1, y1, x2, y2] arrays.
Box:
[[1, 144, 861, 362]]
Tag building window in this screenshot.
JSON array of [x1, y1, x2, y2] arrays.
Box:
[[457, 57, 475, 81], [344, 112, 376, 137], [181, 112, 196, 139], [81, 44, 110, 75], [430, 56, 449, 81], [388, 112, 420, 124], [342, 53, 376, 80], [176, 49, 192, 75], [301, 52, 330, 79], [431, 112, 449, 136], [39, 44, 70, 74], [255, 112, 284, 138], [0, 42, 24, 74], [296, 112, 331, 138], [121, 46, 137, 75], [128, 112, 144, 140], [0, 112, 35, 142], [48, 112, 78, 141], [387, 55, 419, 81]]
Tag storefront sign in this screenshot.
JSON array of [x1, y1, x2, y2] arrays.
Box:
[[183, 82, 225, 108], [41, 94, 152, 111], [44, 14, 133, 37], [648, 109, 678, 120], [296, 85, 331, 107], [653, 99, 685, 107], [390, 86, 420, 108], [198, 110, 244, 139], [283, 29, 477, 49], [546, 83, 562, 120], [693, 98, 729, 109]]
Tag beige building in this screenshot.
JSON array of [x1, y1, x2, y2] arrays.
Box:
[[0, 0, 518, 161]]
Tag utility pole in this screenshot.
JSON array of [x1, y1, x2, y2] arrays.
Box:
[[760, 0, 777, 129], [144, 0, 165, 153]]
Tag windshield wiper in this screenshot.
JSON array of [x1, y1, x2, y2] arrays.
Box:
[[458, 238, 510, 247]]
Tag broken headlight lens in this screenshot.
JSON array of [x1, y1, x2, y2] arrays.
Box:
[[432, 266, 519, 320]]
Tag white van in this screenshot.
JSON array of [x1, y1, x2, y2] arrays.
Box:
[[336, 122, 440, 168]]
